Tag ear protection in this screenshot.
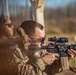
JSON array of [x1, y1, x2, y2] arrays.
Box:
[[17, 27, 30, 51]]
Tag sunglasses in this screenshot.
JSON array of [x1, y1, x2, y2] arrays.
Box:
[[5, 23, 13, 27], [37, 36, 46, 42], [31, 36, 46, 42]]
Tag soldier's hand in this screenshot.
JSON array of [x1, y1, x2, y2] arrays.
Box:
[[68, 49, 76, 58], [42, 53, 59, 65]]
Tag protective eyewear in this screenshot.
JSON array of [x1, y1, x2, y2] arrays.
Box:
[[37, 36, 46, 42], [5, 23, 13, 27], [31, 36, 46, 42]]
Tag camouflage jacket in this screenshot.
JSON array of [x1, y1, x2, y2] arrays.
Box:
[[0, 38, 48, 75]]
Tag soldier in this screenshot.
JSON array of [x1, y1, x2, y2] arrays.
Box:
[[17, 20, 76, 75], [17, 20, 60, 75], [0, 15, 17, 75], [0, 15, 28, 75]]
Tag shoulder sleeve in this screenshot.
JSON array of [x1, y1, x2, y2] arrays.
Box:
[[36, 58, 46, 71], [10, 43, 29, 64], [9, 43, 29, 75], [35, 49, 48, 71]]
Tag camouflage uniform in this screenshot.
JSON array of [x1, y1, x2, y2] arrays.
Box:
[[0, 37, 76, 75], [0, 38, 48, 75]]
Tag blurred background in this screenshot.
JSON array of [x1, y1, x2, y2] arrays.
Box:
[[0, 0, 76, 44]]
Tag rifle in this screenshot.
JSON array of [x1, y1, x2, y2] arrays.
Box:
[[41, 36, 76, 70]]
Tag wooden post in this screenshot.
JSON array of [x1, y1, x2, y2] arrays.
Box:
[[26, 0, 29, 20], [30, 0, 45, 27], [2, 0, 10, 17]]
